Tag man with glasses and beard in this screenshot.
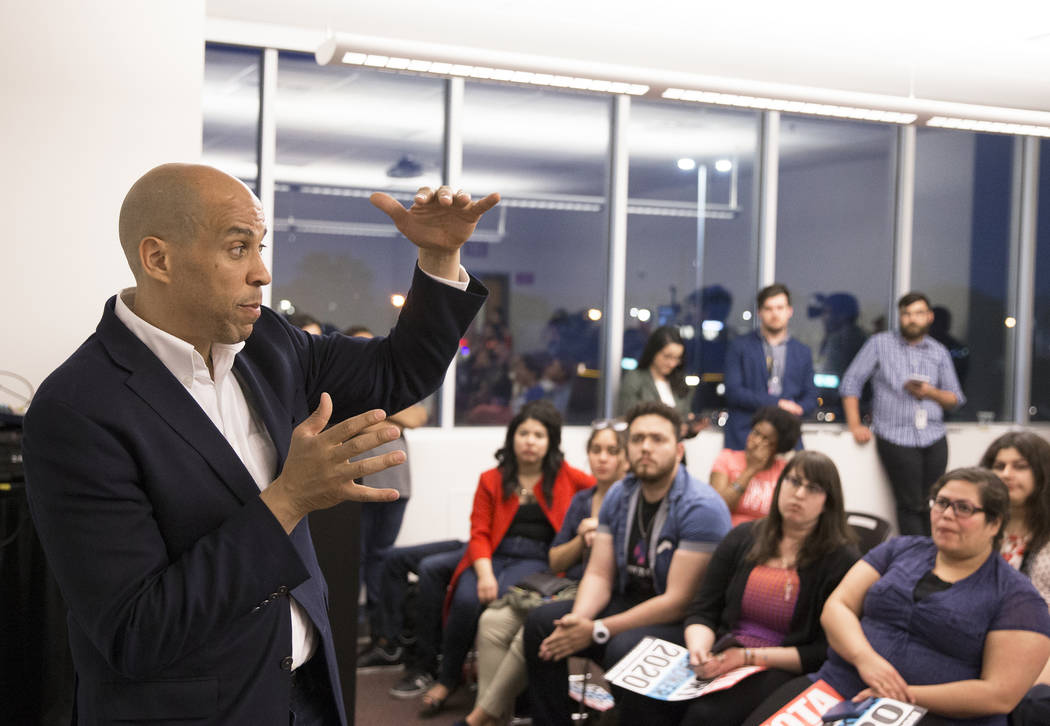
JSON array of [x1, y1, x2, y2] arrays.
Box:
[[522, 401, 730, 726], [840, 292, 965, 536]]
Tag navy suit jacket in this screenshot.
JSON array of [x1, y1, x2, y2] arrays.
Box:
[[22, 266, 485, 725], [722, 330, 817, 450]]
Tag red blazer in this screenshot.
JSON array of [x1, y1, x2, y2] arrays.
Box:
[[444, 462, 594, 616]]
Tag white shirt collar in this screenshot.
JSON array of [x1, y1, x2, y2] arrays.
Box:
[[114, 288, 244, 387]]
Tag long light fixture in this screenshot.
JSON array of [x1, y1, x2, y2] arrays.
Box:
[[927, 116, 1050, 138], [315, 33, 1050, 135], [663, 89, 917, 125], [336, 51, 648, 95]]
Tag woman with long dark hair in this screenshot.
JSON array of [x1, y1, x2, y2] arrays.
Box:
[[454, 420, 629, 726], [613, 451, 857, 725], [418, 400, 594, 717], [618, 327, 690, 412], [980, 432, 1050, 724]]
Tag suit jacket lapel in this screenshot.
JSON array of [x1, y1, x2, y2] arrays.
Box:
[[96, 299, 264, 505]]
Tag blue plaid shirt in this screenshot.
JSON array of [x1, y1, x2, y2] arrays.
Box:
[[840, 332, 965, 447]]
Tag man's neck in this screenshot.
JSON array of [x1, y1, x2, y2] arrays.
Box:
[[761, 328, 788, 346], [638, 465, 677, 503]]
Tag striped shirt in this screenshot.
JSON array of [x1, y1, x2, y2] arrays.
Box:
[[839, 331, 965, 447]]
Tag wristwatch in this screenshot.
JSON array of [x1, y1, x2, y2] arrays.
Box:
[[592, 619, 610, 644]]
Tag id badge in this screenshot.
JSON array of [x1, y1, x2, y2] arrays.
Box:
[[915, 408, 928, 430]]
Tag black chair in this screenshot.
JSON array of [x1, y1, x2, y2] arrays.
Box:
[[845, 511, 892, 555]]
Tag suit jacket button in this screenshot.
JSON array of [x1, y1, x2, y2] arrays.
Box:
[[277, 585, 289, 596], [280, 656, 294, 671]]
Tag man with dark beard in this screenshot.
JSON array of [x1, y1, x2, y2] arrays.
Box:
[[840, 292, 965, 535], [522, 402, 730, 725]]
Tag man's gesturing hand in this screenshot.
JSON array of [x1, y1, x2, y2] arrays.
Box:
[[261, 393, 405, 533], [370, 186, 500, 280]]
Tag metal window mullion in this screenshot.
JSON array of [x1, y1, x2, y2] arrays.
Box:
[[601, 94, 630, 418], [755, 111, 779, 292], [439, 77, 465, 429], [257, 47, 278, 308], [1012, 137, 1040, 424], [891, 125, 916, 326]]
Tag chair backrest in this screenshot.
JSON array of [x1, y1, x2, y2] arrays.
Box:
[[845, 511, 893, 555]]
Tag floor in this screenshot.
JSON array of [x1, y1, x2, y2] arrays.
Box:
[[355, 665, 475, 726]]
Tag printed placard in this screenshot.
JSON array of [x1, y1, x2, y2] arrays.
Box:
[[758, 680, 926, 726], [605, 636, 765, 702]]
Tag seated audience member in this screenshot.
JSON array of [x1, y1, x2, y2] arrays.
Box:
[[419, 401, 595, 717], [455, 420, 630, 726], [617, 326, 705, 437], [344, 325, 431, 668], [709, 405, 802, 525], [979, 432, 1050, 725], [615, 451, 858, 725], [523, 402, 731, 726], [358, 539, 465, 687], [745, 467, 1050, 726]]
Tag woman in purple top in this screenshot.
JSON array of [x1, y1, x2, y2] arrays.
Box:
[[746, 467, 1050, 726]]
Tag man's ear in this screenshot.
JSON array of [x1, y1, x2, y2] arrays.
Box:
[[676, 440, 685, 463], [139, 236, 173, 283]]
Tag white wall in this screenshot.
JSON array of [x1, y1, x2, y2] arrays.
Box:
[[1, 2, 205, 399], [397, 423, 1048, 545]]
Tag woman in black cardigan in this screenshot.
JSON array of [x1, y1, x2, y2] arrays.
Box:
[[615, 451, 858, 726]]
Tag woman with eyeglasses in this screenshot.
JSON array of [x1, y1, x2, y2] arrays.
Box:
[[745, 467, 1050, 726], [617, 326, 705, 438], [613, 451, 858, 725], [979, 432, 1050, 725], [453, 420, 629, 726], [418, 400, 595, 718]]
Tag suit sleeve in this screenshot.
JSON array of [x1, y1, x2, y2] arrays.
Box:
[[284, 265, 486, 422], [22, 398, 310, 678]]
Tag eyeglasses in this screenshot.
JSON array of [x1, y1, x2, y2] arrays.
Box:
[[929, 497, 986, 519], [782, 476, 825, 496], [591, 419, 628, 432]]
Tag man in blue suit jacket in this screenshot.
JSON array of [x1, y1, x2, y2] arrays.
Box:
[[21, 164, 498, 725], [723, 283, 817, 450]]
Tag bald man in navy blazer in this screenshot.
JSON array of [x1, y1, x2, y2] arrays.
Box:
[[22, 164, 499, 725]]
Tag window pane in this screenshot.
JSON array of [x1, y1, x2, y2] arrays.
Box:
[[775, 117, 897, 422], [202, 44, 260, 191], [269, 53, 446, 422], [456, 83, 610, 425], [626, 101, 760, 417], [1033, 138, 1050, 422], [912, 129, 1014, 421]]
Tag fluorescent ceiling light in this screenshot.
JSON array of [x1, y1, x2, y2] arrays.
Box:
[[339, 50, 648, 95], [662, 89, 918, 124], [926, 116, 1050, 137]]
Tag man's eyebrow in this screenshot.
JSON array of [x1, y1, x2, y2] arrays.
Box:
[[223, 226, 256, 238]]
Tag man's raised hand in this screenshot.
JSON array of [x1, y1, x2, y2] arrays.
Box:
[[370, 186, 500, 279]]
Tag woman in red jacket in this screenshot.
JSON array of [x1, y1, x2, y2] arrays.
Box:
[[419, 400, 595, 717]]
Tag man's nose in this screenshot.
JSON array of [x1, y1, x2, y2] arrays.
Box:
[[249, 254, 272, 286]]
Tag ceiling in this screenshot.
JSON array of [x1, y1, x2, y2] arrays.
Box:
[[204, 0, 1050, 114]]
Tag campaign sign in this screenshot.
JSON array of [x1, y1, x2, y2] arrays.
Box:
[[758, 680, 926, 726]]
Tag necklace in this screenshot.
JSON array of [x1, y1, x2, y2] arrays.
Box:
[[779, 555, 797, 602], [636, 498, 658, 543]]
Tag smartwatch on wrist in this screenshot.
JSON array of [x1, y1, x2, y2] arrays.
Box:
[[592, 619, 610, 644]]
